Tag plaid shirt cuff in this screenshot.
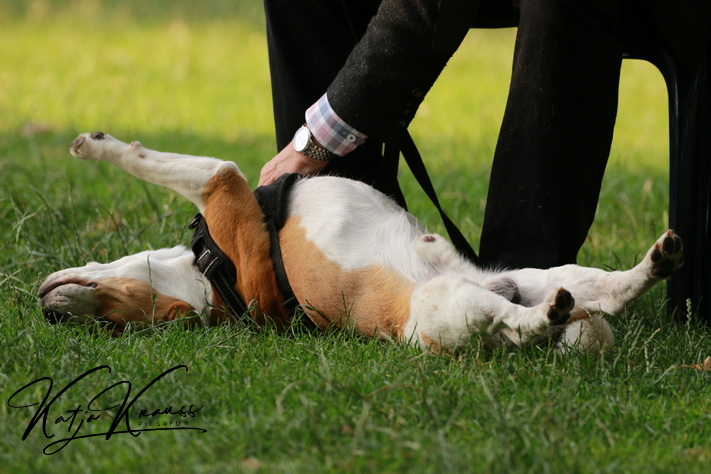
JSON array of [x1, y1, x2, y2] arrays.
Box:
[[305, 94, 367, 156]]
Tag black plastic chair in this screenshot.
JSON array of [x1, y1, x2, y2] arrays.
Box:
[[613, 5, 708, 322], [630, 48, 711, 322]]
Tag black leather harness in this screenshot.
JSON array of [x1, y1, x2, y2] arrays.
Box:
[[189, 173, 307, 325], [189, 213, 251, 318]]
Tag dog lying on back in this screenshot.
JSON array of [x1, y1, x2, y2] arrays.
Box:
[[39, 132, 683, 352]]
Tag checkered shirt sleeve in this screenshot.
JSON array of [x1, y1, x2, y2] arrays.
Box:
[[306, 93, 367, 156]]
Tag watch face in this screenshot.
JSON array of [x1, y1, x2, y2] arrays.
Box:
[[293, 127, 310, 152]]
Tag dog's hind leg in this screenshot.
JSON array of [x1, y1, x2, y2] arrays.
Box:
[[489, 230, 683, 316], [69, 131, 241, 212], [404, 275, 573, 351]]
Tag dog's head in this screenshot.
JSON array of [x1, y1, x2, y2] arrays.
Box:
[[38, 246, 214, 334]]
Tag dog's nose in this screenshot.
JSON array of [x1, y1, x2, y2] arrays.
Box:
[[42, 309, 64, 325]]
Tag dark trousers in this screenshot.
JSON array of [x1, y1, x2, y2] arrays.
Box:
[[264, 0, 623, 269]]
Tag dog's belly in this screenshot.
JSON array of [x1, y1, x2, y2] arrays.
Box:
[[278, 176, 477, 340], [280, 217, 414, 338], [286, 177, 437, 277]]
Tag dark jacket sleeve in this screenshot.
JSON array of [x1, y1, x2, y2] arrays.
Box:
[[326, 0, 480, 141]]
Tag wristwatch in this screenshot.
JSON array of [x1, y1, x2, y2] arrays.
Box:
[[293, 125, 336, 161]]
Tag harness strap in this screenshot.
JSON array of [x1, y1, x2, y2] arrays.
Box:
[[189, 174, 315, 329], [253, 173, 303, 319], [189, 213, 251, 319]]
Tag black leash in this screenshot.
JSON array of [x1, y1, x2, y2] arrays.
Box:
[[388, 132, 479, 264]]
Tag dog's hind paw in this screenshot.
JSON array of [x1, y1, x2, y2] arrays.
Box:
[[545, 288, 574, 326], [512, 287, 573, 343], [648, 230, 683, 279]]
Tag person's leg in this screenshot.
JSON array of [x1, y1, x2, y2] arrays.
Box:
[[479, 0, 623, 269], [264, 0, 376, 147], [264, 0, 405, 204]]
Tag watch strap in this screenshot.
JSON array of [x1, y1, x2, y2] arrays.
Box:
[[302, 140, 336, 161]]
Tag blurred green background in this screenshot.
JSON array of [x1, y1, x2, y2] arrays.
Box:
[[0, 0, 669, 268]]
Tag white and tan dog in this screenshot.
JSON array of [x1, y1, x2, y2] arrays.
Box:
[[39, 132, 683, 352]]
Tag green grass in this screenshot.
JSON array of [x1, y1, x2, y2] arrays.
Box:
[[1, 1, 709, 472]]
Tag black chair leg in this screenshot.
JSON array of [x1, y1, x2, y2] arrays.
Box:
[[658, 52, 711, 323]]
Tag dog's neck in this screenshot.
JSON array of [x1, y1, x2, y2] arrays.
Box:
[[201, 167, 291, 327]]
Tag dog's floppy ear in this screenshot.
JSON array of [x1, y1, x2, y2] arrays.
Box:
[[165, 301, 196, 322]]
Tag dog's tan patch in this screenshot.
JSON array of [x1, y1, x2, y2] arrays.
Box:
[[94, 277, 195, 330], [279, 217, 413, 339], [419, 332, 443, 354], [201, 167, 290, 326]]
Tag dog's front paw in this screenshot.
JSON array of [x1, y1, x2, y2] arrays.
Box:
[[70, 131, 126, 161], [70, 131, 104, 159], [647, 230, 683, 279]]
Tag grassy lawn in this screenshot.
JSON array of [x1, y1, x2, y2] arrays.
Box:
[[1, 1, 709, 472]]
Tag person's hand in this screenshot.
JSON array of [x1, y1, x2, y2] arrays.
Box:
[[258, 140, 329, 186]]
